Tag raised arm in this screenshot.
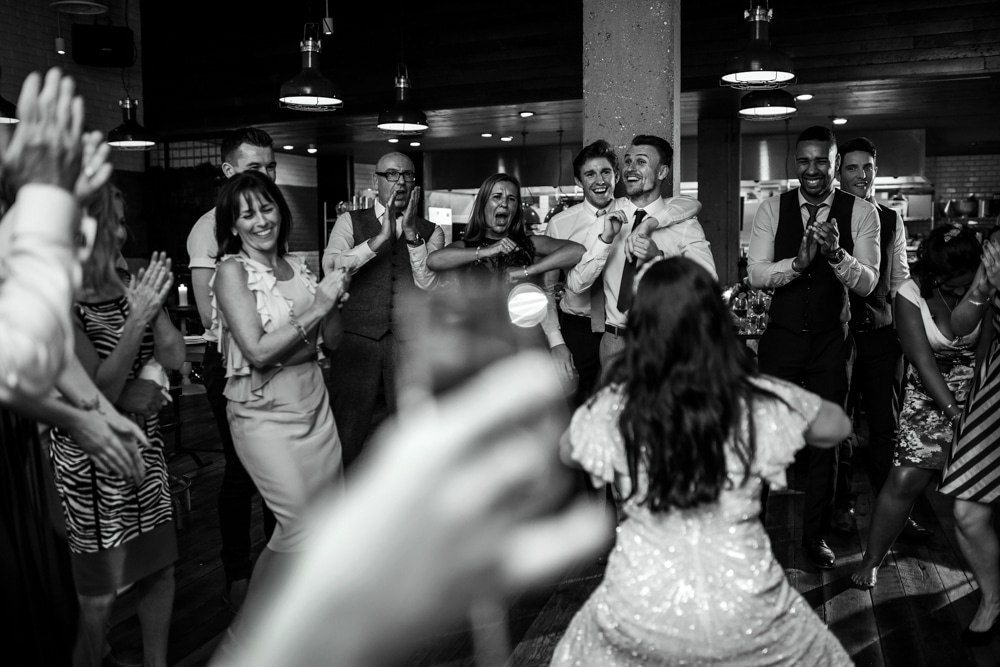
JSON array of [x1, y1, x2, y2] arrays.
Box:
[[520, 236, 585, 279], [952, 232, 1000, 336]]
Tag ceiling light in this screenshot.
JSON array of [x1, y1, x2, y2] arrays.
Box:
[[49, 1, 108, 14], [738, 89, 796, 121], [721, 4, 795, 89], [283, 145, 294, 150], [0, 65, 17, 124], [481, 133, 493, 138], [55, 36, 66, 55], [832, 117, 848, 125], [409, 141, 421, 147], [795, 93, 813, 101], [307, 145, 318, 154], [519, 110, 535, 118], [377, 64, 429, 134], [279, 23, 343, 112], [107, 98, 154, 150], [500, 136, 514, 142], [387, 137, 400, 144]]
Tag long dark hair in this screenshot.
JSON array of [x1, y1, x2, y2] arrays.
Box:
[[463, 173, 527, 245], [911, 222, 981, 298], [214, 171, 291, 258], [607, 258, 768, 512]]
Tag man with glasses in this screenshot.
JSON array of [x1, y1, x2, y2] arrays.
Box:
[[322, 151, 442, 470]]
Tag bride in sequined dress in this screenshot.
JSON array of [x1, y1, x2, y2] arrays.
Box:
[[550, 258, 853, 667]]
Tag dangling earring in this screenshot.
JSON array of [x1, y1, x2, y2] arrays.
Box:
[[232, 229, 238, 236]]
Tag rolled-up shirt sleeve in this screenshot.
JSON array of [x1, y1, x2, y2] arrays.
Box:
[[322, 212, 376, 275], [0, 185, 79, 397], [832, 203, 880, 297], [747, 198, 800, 289], [408, 225, 445, 290], [565, 226, 613, 293]]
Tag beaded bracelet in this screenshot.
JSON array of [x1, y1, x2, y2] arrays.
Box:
[[523, 266, 529, 279], [475, 246, 481, 262], [289, 316, 310, 345]]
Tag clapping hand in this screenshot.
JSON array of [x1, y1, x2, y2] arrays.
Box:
[[0, 68, 83, 195], [792, 226, 819, 272], [811, 218, 841, 258], [979, 239, 1000, 293], [73, 130, 113, 203], [400, 186, 422, 239], [315, 267, 350, 314], [127, 252, 174, 326]]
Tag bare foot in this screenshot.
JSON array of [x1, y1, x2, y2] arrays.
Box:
[[968, 600, 1000, 633], [851, 565, 878, 589]]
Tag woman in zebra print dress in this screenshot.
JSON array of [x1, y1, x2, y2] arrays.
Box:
[[941, 229, 1000, 643], [48, 184, 185, 667]]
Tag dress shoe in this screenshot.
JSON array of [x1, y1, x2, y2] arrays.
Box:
[[801, 537, 836, 570], [898, 517, 934, 542], [831, 507, 856, 535]]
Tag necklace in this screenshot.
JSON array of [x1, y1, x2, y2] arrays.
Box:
[[936, 287, 968, 344]]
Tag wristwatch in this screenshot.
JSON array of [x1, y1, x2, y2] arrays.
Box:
[[405, 235, 424, 248], [827, 247, 846, 264]]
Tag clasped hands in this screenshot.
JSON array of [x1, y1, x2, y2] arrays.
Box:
[[792, 218, 842, 272]]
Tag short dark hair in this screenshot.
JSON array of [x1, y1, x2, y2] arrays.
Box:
[[215, 171, 291, 258], [630, 134, 673, 169], [796, 126, 837, 148], [221, 127, 273, 165], [572, 140, 619, 180], [839, 137, 877, 160]]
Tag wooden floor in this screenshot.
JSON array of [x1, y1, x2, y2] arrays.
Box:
[[105, 391, 1000, 666]]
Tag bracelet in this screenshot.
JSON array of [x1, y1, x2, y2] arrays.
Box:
[[523, 266, 529, 279], [969, 297, 989, 307], [78, 395, 105, 415], [475, 246, 481, 262], [950, 413, 961, 425], [943, 403, 955, 412], [289, 315, 310, 345]]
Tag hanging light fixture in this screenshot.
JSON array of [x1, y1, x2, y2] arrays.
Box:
[[721, 3, 795, 90], [279, 22, 342, 112], [738, 89, 796, 121], [376, 65, 428, 134], [0, 66, 18, 124], [107, 98, 154, 150]]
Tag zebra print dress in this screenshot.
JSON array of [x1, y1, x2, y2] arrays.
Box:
[[941, 291, 1000, 502], [48, 279, 174, 582]]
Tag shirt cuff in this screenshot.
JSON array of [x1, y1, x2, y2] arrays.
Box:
[[546, 330, 566, 349], [14, 185, 78, 245]]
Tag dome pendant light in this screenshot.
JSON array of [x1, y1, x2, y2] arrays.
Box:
[[279, 23, 343, 112], [107, 98, 154, 150], [377, 65, 428, 134], [738, 89, 796, 121], [721, 3, 795, 90]]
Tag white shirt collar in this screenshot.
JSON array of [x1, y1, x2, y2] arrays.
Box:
[[797, 189, 836, 209]]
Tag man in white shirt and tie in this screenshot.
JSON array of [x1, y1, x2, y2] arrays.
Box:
[[565, 134, 715, 371], [322, 152, 443, 470], [747, 125, 880, 570]]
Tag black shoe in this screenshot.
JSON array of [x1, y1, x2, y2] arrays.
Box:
[[801, 537, 836, 569], [898, 517, 934, 542], [831, 507, 856, 535]]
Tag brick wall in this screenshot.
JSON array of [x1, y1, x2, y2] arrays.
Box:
[[925, 154, 1000, 198], [1, 0, 146, 174]]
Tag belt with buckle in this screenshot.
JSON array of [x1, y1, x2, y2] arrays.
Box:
[[604, 323, 627, 337]]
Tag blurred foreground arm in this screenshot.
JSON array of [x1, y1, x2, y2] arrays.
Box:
[[217, 351, 609, 667]]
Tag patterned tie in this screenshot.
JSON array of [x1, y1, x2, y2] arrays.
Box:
[[590, 209, 609, 332], [616, 209, 647, 313]]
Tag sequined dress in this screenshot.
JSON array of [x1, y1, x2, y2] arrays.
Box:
[[550, 376, 851, 667]]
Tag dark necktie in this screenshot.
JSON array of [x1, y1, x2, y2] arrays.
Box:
[[590, 209, 609, 332], [616, 209, 647, 313], [803, 202, 825, 227]]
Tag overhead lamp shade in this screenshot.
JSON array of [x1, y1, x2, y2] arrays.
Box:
[[279, 36, 343, 111], [107, 98, 154, 150], [721, 5, 795, 90], [738, 89, 797, 121], [0, 94, 18, 124], [377, 70, 428, 134]]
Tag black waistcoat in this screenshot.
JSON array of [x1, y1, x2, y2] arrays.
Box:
[[767, 189, 855, 334], [848, 202, 896, 332]]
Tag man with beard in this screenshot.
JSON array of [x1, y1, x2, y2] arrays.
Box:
[[748, 126, 880, 570], [831, 137, 931, 540], [565, 134, 713, 370], [322, 152, 443, 471]]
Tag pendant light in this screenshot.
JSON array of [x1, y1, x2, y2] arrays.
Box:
[[376, 64, 428, 134], [738, 89, 796, 121], [107, 97, 155, 150], [0, 66, 17, 125], [721, 3, 795, 90], [279, 22, 342, 112]]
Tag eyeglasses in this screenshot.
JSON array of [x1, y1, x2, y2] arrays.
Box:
[[375, 169, 416, 183]]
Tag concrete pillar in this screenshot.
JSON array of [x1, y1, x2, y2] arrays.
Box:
[[697, 117, 742, 285], [582, 0, 681, 197]]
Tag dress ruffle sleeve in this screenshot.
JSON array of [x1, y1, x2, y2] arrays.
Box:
[[750, 376, 822, 489], [568, 386, 630, 493]]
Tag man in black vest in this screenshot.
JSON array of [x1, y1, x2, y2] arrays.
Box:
[[748, 126, 881, 569], [322, 152, 443, 470], [831, 137, 932, 541]]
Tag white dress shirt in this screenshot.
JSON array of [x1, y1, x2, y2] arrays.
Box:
[[322, 200, 444, 290], [747, 189, 880, 302], [567, 196, 715, 328], [873, 200, 910, 295]]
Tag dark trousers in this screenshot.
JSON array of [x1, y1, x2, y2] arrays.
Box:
[[758, 325, 851, 538], [326, 331, 399, 471], [560, 311, 605, 407], [835, 325, 904, 505], [203, 344, 276, 582]]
